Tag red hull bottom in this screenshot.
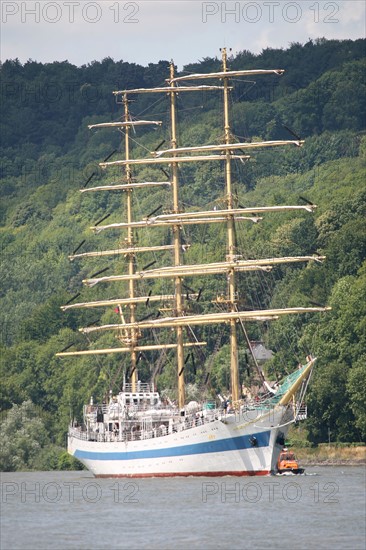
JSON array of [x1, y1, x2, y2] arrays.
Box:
[[95, 470, 271, 478]]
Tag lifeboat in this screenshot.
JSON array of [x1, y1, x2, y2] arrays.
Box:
[[277, 447, 305, 474]]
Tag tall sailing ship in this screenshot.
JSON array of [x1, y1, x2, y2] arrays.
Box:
[[57, 49, 329, 477]]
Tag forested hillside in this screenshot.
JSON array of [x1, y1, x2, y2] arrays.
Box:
[[1, 38, 365, 470]]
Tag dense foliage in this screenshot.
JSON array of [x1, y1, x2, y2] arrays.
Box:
[[1, 39, 365, 469]]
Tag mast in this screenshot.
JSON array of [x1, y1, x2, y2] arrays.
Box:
[[169, 62, 185, 409], [221, 47, 240, 406], [57, 55, 330, 409], [123, 93, 138, 390]]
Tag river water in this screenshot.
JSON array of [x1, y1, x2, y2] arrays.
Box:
[[1, 466, 365, 550]]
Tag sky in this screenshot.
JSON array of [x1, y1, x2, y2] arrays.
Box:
[[1, 1, 365, 68]]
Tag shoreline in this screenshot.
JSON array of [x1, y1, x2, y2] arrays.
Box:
[[300, 459, 365, 466], [291, 445, 366, 467]]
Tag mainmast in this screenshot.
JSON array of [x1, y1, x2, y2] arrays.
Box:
[[169, 62, 185, 409], [221, 47, 240, 406]]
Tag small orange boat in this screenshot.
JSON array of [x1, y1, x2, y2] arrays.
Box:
[[277, 448, 305, 474]]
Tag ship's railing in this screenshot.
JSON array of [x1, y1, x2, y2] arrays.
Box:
[[85, 402, 175, 417], [240, 399, 273, 412], [71, 408, 221, 442], [71, 399, 300, 443], [232, 394, 279, 413], [124, 404, 176, 416], [71, 397, 305, 444], [123, 383, 153, 392], [295, 404, 307, 421], [86, 398, 218, 417], [69, 426, 89, 440], [238, 399, 307, 427]]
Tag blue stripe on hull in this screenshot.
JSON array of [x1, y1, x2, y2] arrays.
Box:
[[73, 431, 271, 461]]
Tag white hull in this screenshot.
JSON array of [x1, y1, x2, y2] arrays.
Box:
[[68, 407, 291, 477]]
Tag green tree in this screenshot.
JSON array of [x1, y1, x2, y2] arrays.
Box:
[[347, 356, 366, 440], [0, 401, 50, 471], [301, 264, 366, 443]]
